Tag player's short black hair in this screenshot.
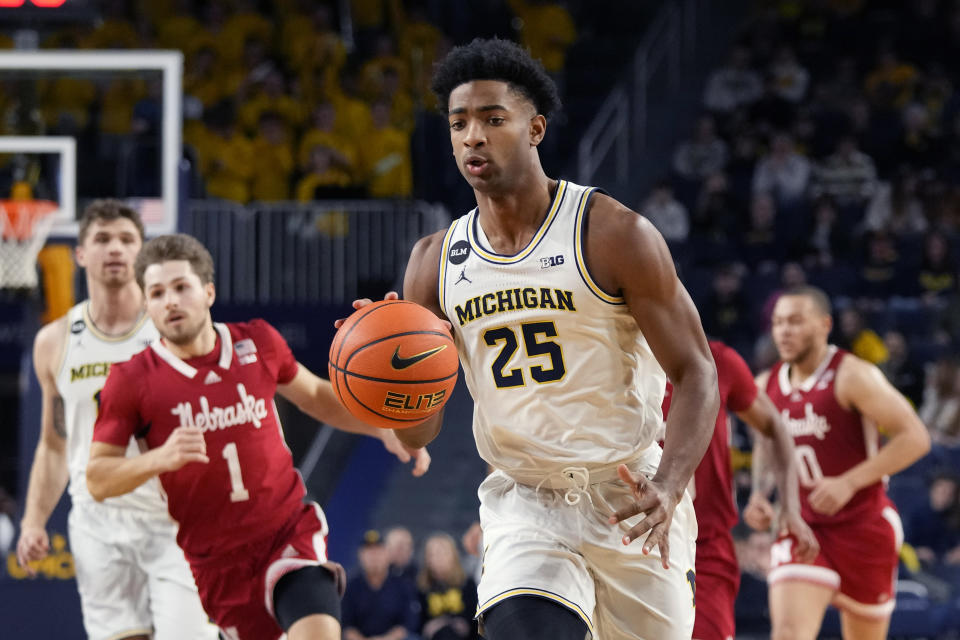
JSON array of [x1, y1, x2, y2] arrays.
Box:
[[431, 38, 562, 120], [783, 285, 832, 317]]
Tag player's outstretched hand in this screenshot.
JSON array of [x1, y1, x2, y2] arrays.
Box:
[[333, 292, 400, 329], [379, 429, 431, 476], [743, 493, 776, 531], [157, 426, 209, 471], [16, 526, 49, 575], [608, 464, 680, 569], [808, 475, 856, 516], [333, 291, 453, 333], [780, 511, 819, 564]]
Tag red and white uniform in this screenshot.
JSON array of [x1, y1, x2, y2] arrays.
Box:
[[663, 340, 757, 640], [94, 320, 331, 640], [764, 345, 902, 620]]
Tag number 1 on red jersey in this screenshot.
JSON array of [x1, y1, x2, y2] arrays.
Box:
[[222, 442, 250, 502]]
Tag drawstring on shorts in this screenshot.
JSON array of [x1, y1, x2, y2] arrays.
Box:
[[535, 466, 595, 506]]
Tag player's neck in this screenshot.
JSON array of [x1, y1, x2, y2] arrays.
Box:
[[789, 342, 830, 382], [475, 172, 555, 252], [85, 280, 145, 336], [163, 321, 217, 361]]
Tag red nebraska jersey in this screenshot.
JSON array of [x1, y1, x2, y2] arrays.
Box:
[[94, 320, 304, 561], [765, 346, 886, 526], [663, 340, 757, 539]]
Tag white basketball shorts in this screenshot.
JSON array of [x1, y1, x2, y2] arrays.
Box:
[[476, 444, 698, 640], [68, 500, 218, 640]]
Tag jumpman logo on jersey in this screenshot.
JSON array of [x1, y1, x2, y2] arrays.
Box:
[[455, 268, 472, 285]]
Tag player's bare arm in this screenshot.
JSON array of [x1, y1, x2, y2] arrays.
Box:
[[744, 370, 779, 531], [807, 354, 931, 516], [592, 194, 719, 564], [736, 389, 819, 563], [391, 229, 450, 450], [87, 427, 209, 501], [17, 318, 71, 574], [277, 364, 430, 476]]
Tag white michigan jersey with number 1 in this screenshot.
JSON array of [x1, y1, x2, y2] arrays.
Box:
[[438, 180, 667, 479], [56, 302, 166, 511]]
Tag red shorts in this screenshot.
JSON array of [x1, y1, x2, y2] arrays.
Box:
[[189, 503, 331, 640], [768, 502, 902, 620], [693, 533, 739, 640]]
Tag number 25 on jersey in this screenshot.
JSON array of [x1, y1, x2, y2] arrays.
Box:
[[483, 321, 566, 388]]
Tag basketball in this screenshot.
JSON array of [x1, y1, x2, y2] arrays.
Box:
[[329, 300, 458, 429]]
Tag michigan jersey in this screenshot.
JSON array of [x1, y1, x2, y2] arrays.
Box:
[[56, 302, 166, 511], [438, 180, 666, 479]]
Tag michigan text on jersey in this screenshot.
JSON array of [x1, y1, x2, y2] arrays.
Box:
[[454, 288, 576, 326]]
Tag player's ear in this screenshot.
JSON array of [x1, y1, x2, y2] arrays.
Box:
[[204, 281, 216, 307], [529, 114, 546, 147], [75, 243, 87, 268]]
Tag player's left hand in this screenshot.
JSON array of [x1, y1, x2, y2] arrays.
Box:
[[608, 464, 680, 569], [808, 475, 856, 516], [779, 511, 820, 563], [379, 429, 431, 476]]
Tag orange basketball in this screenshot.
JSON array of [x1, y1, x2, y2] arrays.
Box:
[[329, 300, 458, 429]]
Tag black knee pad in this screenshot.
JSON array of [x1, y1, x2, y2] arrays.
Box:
[[273, 564, 342, 631], [481, 595, 590, 640]]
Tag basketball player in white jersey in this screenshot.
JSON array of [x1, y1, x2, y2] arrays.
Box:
[[15, 200, 216, 640], [394, 39, 720, 640]]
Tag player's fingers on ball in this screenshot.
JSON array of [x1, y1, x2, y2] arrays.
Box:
[[352, 298, 374, 309], [383, 291, 399, 300]]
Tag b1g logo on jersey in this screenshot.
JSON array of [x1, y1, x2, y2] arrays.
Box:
[[539, 255, 565, 269], [70, 319, 85, 334], [449, 240, 470, 265]]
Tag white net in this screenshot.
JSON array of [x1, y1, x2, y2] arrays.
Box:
[[0, 200, 55, 289]]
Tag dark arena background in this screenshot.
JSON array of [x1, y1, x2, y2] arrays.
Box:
[[1, 0, 959, 637]]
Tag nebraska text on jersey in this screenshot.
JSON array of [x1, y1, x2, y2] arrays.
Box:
[[170, 383, 268, 431], [780, 403, 831, 440]]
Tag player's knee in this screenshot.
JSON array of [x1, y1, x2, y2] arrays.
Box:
[[481, 596, 589, 640], [771, 622, 814, 640], [273, 565, 341, 632]]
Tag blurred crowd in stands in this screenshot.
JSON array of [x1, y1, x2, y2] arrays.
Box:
[[341, 526, 482, 640], [2, 0, 959, 631], [0, 0, 577, 205], [643, 0, 960, 619]]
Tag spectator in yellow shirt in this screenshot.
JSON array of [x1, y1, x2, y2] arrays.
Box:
[[507, 0, 577, 73], [361, 34, 411, 98], [184, 44, 243, 108], [284, 4, 347, 79], [360, 101, 412, 198], [331, 69, 375, 140], [369, 67, 415, 132], [865, 47, 918, 109], [219, 0, 273, 67], [196, 101, 255, 202], [296, 145, 358, 202], [298, 102, 360, 177], [239, 68, 306, 136], [251, 112, 294, 201], [155, 0, 202, 52]]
